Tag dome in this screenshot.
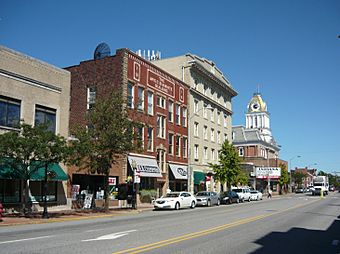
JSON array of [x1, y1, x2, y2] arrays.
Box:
[[247, 93, 267, 113]]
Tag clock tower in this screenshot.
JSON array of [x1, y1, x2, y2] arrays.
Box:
[[246, 93, 273, 142]]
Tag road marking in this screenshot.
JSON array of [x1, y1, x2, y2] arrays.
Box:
[[82, 230, 137, 242], [112, 199, 320, 254], [0, 235, 53, 245]]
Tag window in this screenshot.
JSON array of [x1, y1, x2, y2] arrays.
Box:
[[211, 128, 215, 142], [224, 133, 228, 141], [35, 105, 56, 133], [157, 95, 166, 109], [217, 131, 221, 144], [87, 87, 96, 110], [0, 179, 21, 203], [210, 109, 214, 122], [168, 100, 173, 122], [211, 149, 215, 161], [175, 135, 180, 157], [0, 96, 21, 128], [204, 84, 208, 96], [137, 87, 144, 111], [203, 103, 208, 118], [175, 104, 180, 125], [147, 91, 154, 115], [204, 147, 208, 160], [168, 133, 174, 155], [137, 126, 144, 146], [182, 107, 187, 127], [127, 82, 134, 108], [194, 122, 199, 137], [156, 115, 166, 138], [224, 114, 228, 128], [157, 149, 166, 173], [147, 127, 153, 151], [194, 100, 199, 114], [30, 181, 57, 202], [182, 137, 187, 158], [217, 111, 221, 125], [239, 147, 244, 156], [203, 126, 208, 140], [194, 145, 199, 160]]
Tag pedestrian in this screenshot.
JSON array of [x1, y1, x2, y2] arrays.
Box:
[[267, 188, 272, 198]]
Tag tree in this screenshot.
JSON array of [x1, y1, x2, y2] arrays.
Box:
[[209, 140, 241, 190], [278, 163, 289, 194], [0, 123, 69, 216], [292, 171, 306, 188], [235, 170, 249, 186], [69, 89, 143, 211]]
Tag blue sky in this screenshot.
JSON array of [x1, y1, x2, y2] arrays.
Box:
[[1, 0, 340, 173]]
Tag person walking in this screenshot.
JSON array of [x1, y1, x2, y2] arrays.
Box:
[[267, 187, 272, 198]]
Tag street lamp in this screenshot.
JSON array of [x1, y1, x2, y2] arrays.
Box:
[[289, 155, 301, 192], [187, 103, 213, 193]]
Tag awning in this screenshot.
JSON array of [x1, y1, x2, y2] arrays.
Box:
[[194, 171, 206, 185], [0, 158, 24, 179], [128, 155, 162, 178], [30, 163, 68, 181], [169, 164, 188, 180]]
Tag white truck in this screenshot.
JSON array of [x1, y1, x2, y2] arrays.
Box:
[[312, 176, 329, 196]]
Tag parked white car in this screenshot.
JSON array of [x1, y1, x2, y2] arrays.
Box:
[[232, 187, 251, 202], [154, 192, 196, 210], [250, 190, 263, 201]]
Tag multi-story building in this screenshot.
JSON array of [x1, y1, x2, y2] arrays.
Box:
[[66, 47, 189, 198], [154, 54, 237, 193], [232, 92, 287, 192], [291, 167, 317, 189], [0, 45, 71, 210]]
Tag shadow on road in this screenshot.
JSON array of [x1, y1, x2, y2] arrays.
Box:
[[251, 217, 340, 254]]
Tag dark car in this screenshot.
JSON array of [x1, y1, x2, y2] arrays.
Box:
[[220, 191, 240, 204]]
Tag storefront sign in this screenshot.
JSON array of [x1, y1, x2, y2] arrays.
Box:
[[128, 155, 162, 178], [169, 164, 188, 180], [108, 177, 117, 186], [147, 70, 175, 97], [256, 167, 281, 179]]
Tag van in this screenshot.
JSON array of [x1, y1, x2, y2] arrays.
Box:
[[232, 187, 251, 202]]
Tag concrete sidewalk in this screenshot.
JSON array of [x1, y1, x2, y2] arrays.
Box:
[[0, 203, 154, 227]]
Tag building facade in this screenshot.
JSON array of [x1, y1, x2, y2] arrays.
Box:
[[0, 45, 71, 210], [66, 48, 189, 199], [154, 54, 237, 193], [232, 93, 287, 192]]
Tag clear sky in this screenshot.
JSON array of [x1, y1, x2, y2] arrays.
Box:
[[1, 0, 340, 173]]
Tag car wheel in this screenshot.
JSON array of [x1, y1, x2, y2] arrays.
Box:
[[217, 199, 220, 206], [236, 198, 240, 204], [175, 202, 180, 210], [190, 201, 196, 209], [248, 197, 251, 202], [207, 200, 211, 207]]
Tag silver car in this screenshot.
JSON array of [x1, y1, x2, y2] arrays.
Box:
[[195, 191, 220, 206]]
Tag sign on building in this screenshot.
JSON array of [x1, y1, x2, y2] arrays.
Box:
[[255, 167, 281, 179]]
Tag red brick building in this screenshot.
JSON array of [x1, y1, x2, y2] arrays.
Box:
[[66, 48, 189, 199]]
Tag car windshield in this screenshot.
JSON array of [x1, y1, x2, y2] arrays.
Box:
[[233, 189, 242, 193], [196, 192, 209, 196], [314, 183, 324, 186], [165, 193, 180, 198]]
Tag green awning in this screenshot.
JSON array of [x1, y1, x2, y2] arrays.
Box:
[[30, 163, 68, 181], [194, 171, 206, 185], [0, 158, 68, 181]]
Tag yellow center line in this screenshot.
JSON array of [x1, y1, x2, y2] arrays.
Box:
[[112, 199, 320, 254]]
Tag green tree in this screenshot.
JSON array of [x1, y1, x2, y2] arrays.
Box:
[[235, 170, 249, 186], [69, 89, 143, 211], [0, 123, 69, 216], [278, 163, 289, 194], [292, 171, 306, 188], [209, 140, 241, 190]]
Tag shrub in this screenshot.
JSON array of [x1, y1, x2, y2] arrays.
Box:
[[139, 189, 157, 203]]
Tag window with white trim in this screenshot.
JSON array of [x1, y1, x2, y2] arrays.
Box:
[[168, 133, 174, 155], [175, 104, 180, 125], [194, 99, 199, 114], [182, 137, 187, 158], [194, 144, 199, 160], [137, 87, 144, 111], [87, 87, 96, 110], [217, 111, 221, 125], [156, 115, 166, 138], [0, 96, 21, 128], [211, 149, 215, 161], [147, 91, 154, 115], [182, 107, 187, 127], [217, 131, 221, 144], [211, 128, 215, 142], [147, 127, 153, 151], [168, 100, 173, 122], [157, 95, 166, 109], [204, 147, 208, 160], [127, 82, 134, 108], [203, 103, 208, 118], [203, 125, 208, 140], [175, 135, 180, 157], [194, 122, 199, 137]]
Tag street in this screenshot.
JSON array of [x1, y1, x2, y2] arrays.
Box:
[[1, 193, 340, 254]]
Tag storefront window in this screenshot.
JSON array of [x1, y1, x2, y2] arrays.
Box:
[[29, 181, 57, 202], [0, 179, 21, 203], [35, 105, 56, 133]]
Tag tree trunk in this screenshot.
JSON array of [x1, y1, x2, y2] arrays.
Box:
[[23, 179, 31, 216], [104, 173, 110, 212]]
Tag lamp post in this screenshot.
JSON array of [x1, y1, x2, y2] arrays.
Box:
[[289, 155, 301, 192], [187, 104, 213, 193]]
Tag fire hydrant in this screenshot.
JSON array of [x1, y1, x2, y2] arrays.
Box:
[[0, 202, 3, 222]]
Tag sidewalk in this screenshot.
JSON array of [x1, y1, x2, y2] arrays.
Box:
[[0, 203, 154, 227]]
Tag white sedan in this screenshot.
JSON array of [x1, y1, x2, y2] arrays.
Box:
[[154, 192, 196, 210], [250, 190, 263, 201]]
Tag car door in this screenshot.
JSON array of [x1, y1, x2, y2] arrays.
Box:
[[211, 192, 218, 204], [180, 192, 189, 207]]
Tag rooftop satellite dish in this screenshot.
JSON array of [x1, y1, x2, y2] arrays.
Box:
[[94, 43, 111, 60]]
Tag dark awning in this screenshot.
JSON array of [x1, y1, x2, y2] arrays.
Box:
[[0, 158, 24, 179], [30, 163, 68, 181], [194, 171, 206, 185]]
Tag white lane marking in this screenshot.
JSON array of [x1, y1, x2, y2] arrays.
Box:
[[0, 235, 53, 245], [82, 230, 137, 242], [332, 239, 339, 246]]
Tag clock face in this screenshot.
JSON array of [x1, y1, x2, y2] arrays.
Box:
[[252, 103, 259, 110]]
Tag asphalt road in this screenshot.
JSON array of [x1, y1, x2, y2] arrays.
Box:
[[1, 193, 340, 254]]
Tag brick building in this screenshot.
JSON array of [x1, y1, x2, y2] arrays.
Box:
[[66, 47, 189, 199]]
